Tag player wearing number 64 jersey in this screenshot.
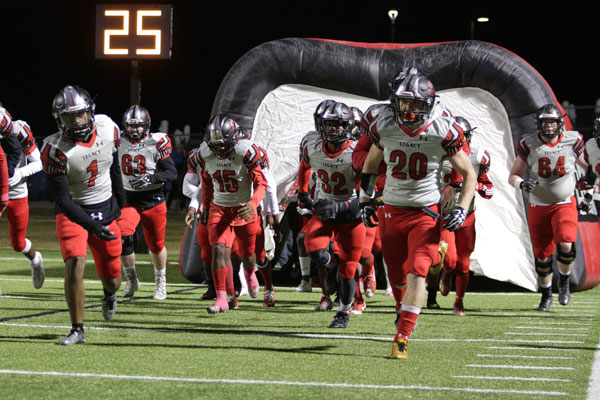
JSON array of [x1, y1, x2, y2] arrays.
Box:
[[116, 105, 177, 300], [509, 104, 587, 311], [41, 85, 126, 345]]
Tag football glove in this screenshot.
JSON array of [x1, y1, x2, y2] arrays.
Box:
[[91, 224, 117, 241], [578, 193, 593, 212], [130, 174, 153, 190], [360, 201, 378, 228], [297, 192, 314, 210], [519, 178, 538, 193], [443, 206, 467, 232]]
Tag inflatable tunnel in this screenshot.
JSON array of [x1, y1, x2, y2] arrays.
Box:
[[180, 38, 600, 291]]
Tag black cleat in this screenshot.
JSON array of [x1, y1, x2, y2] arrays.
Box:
[[328, 311, 349, 328], [537, 288, 553, 311], [558, 274, 571, 306]]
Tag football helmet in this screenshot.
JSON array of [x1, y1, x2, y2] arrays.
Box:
[[205, 113, 243, 159], [535, 104, 564, 139], [123, 105, 151, 143], [350, 106, 364, 139], [52, 85, 96, 141], [592, 117, 600, 142], [389, 69, 436, 127], [313, 99, 336, 131], [318, 101, 353, 144], [0, 106, 13, 140], [454, 116, 476, 144]]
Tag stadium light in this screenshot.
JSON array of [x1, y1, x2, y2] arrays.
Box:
[[470, 16, 490, 40], [388, 9, 398, 42]]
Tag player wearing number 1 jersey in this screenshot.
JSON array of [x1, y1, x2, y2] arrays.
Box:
[[359, 69, 476, 359], [41, 85, 125, 345], [509, 104, 587, 311], [116, 105, 177, 300]]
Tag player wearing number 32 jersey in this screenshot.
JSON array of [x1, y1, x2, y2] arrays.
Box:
[[41, 85, 126, 346]]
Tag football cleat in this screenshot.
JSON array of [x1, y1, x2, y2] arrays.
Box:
[[295, 280, 313, 292], [30, 252, 45, 289], [207, 300, 229, 314], [558, 274, 571, 306], [201, 288, 216, 300], [315, 295, 333, 311], [101, 294, 117, 321], [153, 274, 167, 300], [385, 286, 393, 296], [350, 299, 366, 315], [227, 295, 238, 310], [249, 285, 260, 299], [123, 268, 140, 297], [439, 269, 452, 296], [58, 329, 86, 346], [537, 288, 553, 311], [427, 302, 440, 310], [363, 273, 376, 298], [328, 311, 350, 328], [430, 240, 448, 275], [389, 337, 408, 359], [453, 300, 466, 316], [263, 289, 275, 307]]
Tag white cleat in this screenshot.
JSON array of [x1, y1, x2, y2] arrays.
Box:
[[295, 280, 312, 292], [31, 252, 45, 289], [153, 274, 167, 300], [123, 268, 140, 297]]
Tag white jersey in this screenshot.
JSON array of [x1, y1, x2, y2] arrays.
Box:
[[300, 130, 358, 202], [41, 114, 120, 205], [584, 138, 600, 200], [516, 131, 584, 205], [7, 120, 42, 199], [188, 139, 264, 207], [363, 103, 463, 207], [119, 132, 171, 192]]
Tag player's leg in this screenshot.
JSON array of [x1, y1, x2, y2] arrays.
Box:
[[552, 201, 578, 306], [141, 202, 168, 300], [116, 205, 140, 297], [452, 212, 476, 316], [304, 216, 337, 311], [528, 204, 556, 311]]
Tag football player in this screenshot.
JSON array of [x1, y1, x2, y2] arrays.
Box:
[[508, 104, 587, 310], [297, 101, 365, 328], [188, 113, 267, 314], [41, 85, 125, 345], [579, 117, 600, 217], [0, 106, 45, 288], [438, 116, 494, 316], [360, 69, 476, 359], [116, 105, 177, 300]]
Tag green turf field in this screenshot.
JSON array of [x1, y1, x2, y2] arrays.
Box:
[[1, 202, 599, 399]]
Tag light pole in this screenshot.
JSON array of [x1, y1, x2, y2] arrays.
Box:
[[470, 17, 489, 40], [388, 9, 398, 42]]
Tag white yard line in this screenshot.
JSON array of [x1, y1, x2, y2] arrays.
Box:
[[453, 375, 572, 383], [465, 364, 574, 371], [0, 369, 568, 396], [587, 344, 600, 400], [486, 346, 584, 351], [476, 354, 574, 360], [504, 332, 588, 337], [511, 326, 589, 331]]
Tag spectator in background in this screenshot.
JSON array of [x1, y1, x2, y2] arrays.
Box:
[[561, 100, 577, 128]]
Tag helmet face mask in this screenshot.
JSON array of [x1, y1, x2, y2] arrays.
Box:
[[313, 99, 336, 131], [123, 105, 151, 143], [52, 85, 96, 141], [389, 70, 436, 127], [535, 104, 564, 139], [454, 116, 475, 145], [205, 113, 242, 159], [318, 102, 353, 145]]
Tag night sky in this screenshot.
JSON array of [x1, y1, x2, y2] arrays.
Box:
[[2, 1, 598, 142]]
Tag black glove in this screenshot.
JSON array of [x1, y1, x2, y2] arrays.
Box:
[[578, 193, 593, 212], [360, 201, 379, 227], [130, 174, 153, 190], [91, 224, 117, 241], [443, 206, 467, 232], [297, 192, 314, 210], [519, 179, 539, 193], [314, 199, 340, 221]]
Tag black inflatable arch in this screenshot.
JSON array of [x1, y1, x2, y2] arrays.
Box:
[[211, 38, 570, 145]]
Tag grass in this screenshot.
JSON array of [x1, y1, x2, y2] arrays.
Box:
[[1, 201, 599, 399]]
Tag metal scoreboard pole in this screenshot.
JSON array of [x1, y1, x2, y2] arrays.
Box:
[[130, 59, 141, 105]]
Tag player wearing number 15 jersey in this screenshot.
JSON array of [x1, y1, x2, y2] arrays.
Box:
[[509, 104, 587, 311], [116, 105, 177, 300], [41, 85, 126, 345]]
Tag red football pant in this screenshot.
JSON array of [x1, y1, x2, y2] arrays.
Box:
[[117, 202, 167, 253], [528, 197, 578, 259], [6, 197, 29, 252]]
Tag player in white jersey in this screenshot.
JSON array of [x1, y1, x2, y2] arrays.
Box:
[[0, 106, 45, 288], [438, 117, 494, 316], [359, 69, 476, 359], [116, 105, 177, 300], [297, 101, 366, 328], [187, 113, 267, 314], [509, 104, 587, 311], [41, 85, 126, 345], [579, 117, 600, 215]]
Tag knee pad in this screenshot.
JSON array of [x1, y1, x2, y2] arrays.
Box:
[[309, 249, 331, 266], [535, 258, 553, 277], [121, 235, 135, 256], [557, 243, 576, 264]]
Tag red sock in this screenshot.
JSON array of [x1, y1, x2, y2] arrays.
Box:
[[225, 264, 234, 296], [212, 268, 227, 295], [455, 271, 469, 301], [354, 276, 363, 303], [395, 308, 420, 340], [259, 265, 273, 290]]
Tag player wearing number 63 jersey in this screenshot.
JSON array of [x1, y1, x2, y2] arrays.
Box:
[[41, 85, 126, 346], [359, 69, 476, 359], [116, 105, 177, 300], [509, 104, 587, 312], [187, 113, 267, 314]]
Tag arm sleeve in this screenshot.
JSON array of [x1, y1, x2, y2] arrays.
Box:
[[262, 167, 279, 215], [0, 147, 8, 205], [182, 171, 200, 199], [46, 173, 101, 232], [248, 165, 267, 209], [297, 158, 312, 193], [188, 185, 202, 212], [17, 148, 43, 177], [151, 156, 178, 183], [110, 151, 126, 208], [200, 170, 213, 211]]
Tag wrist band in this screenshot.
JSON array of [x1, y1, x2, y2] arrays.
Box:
[[513, 177, 524, 189]]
